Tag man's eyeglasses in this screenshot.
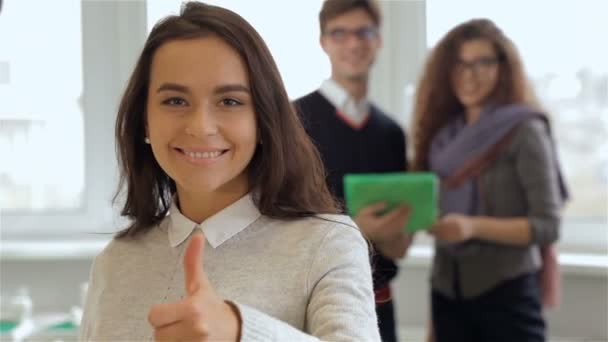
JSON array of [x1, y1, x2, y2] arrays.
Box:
[[454, 56, 501, 76], [324, 26, 379, 43]]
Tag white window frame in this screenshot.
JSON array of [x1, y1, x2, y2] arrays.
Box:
[[1, 1, 147, 239]]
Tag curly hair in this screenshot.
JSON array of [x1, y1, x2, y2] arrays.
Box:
[[411, 18, 539, 171]]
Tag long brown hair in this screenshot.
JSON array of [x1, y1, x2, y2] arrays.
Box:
[[115, 2, 338, 238], [411, 18, 539, 171]]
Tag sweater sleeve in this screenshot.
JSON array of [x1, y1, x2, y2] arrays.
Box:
[[232, 223, 380, 342], [235, 303, 320, 342], [79, 255, 99, 341], [514, 119, 563, 246], [306, 224, 380, 341]]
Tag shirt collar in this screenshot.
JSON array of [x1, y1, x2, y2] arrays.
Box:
[[319, 78, 369, 124], [168, 193, 261, 248]]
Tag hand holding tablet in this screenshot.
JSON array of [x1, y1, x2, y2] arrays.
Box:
[[344, 172, 439, 233]]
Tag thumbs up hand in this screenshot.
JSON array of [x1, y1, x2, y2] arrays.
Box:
[[148, 233, 241, 341]]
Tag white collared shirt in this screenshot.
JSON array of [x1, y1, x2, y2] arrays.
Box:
[[168, 194, 261, 249], [80, 193, 381, 341], [319, 78, 370, 127]]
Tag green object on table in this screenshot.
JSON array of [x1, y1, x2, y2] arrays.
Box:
[[0, 320, 18, 333], [49, 321, 77, 331], [344, 172, 439, 233]]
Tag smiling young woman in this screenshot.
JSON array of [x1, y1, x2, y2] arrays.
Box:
[[79, 2, 380, 341]]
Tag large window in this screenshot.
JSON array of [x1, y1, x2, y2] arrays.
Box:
[[0, 0, 84, 211], [1, 1, 145, 238], [426, 0, 608, 252]]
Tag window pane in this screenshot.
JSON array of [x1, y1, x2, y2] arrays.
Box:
[[426, 0, 608, 222], [0, 0, 84, 211]]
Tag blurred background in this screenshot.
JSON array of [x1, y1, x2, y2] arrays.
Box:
[[1, 0, 606, 341]]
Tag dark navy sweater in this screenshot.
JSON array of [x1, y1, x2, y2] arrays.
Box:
[[295, 90, 407, 290]]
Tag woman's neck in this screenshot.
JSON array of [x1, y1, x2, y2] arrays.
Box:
[[465, 105, 482, 125], [176, 186, 249, 224]]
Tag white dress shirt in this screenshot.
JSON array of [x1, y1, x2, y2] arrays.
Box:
[[319, 78, 370, 128]]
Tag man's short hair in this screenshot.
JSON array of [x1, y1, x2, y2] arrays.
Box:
[[319, 0, 381, 33]]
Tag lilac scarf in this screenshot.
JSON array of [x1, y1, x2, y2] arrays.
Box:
[[429, 103, 568, 215]]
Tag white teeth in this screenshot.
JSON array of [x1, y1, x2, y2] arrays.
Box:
[[185, 150, 223, 159]]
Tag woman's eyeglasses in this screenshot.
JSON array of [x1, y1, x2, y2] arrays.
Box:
[[454, 56, 501, 76]]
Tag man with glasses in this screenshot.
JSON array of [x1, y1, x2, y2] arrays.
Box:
[[295, 1, 411, 341]]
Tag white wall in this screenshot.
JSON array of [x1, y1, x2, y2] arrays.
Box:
[[1, 259, 92, 314], [393, 254, 608, 341], [369, 0, 427, 130]]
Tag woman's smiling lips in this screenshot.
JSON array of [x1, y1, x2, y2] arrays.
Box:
[[173, 146, 229, 165]]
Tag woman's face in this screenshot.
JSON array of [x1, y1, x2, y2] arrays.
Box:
[[145, 36, 257, 199], [451, 39, 501, 110]]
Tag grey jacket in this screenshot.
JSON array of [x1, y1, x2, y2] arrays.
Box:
[[432, 119, 562, 299]]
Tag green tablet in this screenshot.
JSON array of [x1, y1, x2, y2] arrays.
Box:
[[343, 172, 438, 233]]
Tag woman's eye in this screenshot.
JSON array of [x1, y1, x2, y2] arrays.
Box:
[[221, 98, 242, 106], [162, 97, 188, 106]]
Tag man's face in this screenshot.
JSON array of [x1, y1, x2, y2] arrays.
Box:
[[320, 8, 381, 81]]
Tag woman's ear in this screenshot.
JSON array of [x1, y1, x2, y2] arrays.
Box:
[[145, 121, 150, 144]]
